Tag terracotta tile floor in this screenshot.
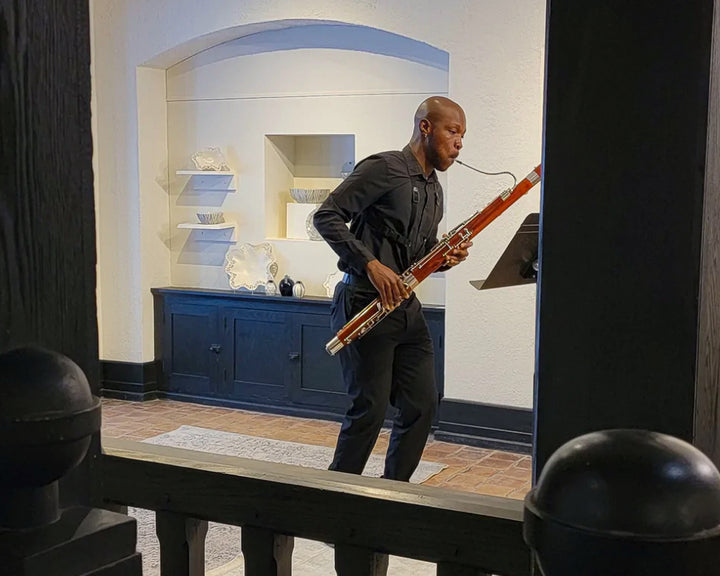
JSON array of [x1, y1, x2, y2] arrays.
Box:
[[101, 398, 531, 499]]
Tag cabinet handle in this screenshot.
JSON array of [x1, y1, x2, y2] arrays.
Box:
[[209, 344, 222, 354], [288, 353, 300, 360]]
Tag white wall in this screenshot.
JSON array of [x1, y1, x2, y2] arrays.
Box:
[[91, 0, 545, 409], [137, 67, 172, 360], [165, 37, 448, 299]]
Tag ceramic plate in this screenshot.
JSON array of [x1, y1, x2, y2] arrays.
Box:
[[305, 207, 323, 241], [225, 243, 278, 290], [323, 270, 343, 298]]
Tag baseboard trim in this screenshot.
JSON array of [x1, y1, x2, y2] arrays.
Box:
[[101, 360, 159, 401], [156, 391, 345, 423], [435, 399, 533, 454]]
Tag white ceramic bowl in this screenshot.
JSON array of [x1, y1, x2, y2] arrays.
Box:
[[290, 188, 330, 204], [197, 211, 225, 224]]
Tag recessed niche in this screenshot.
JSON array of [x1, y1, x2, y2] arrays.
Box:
[[265, 134, 355, 239]]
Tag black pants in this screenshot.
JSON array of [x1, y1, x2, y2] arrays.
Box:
[[329, 281, 437, 481]]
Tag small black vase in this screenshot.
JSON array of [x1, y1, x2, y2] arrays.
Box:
[[278, 275, 294, 297]]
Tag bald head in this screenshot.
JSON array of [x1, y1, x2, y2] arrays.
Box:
[[412, 97, 466, 139], [409, 96, 466, 175]]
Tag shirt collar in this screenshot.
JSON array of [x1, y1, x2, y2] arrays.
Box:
[[402, 145, 438, 182]]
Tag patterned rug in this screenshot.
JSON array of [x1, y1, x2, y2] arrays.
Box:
[[131, 425, 445, 576]]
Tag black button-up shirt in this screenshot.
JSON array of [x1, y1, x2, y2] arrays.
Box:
[[313, 145, 444, 277]]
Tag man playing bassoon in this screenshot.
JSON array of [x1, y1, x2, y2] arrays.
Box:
[[314, 96, 473, 481]]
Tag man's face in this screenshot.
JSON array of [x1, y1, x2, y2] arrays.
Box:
[[426, 107, 466, 172]]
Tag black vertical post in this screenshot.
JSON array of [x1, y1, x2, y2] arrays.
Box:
[[156, 512, 209, 576], [0, 0, 98, 504], [241, 526, 293, 576], [535, 0, 720, 476], [524, 430, 720, 576]]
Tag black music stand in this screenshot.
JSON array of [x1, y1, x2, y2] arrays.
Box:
[[469, 213, 539, 290]]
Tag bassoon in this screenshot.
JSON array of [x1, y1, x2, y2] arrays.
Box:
[[325, 164, 542, 356]]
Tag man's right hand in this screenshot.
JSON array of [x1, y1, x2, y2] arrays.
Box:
[[365, 259, 410, 311]]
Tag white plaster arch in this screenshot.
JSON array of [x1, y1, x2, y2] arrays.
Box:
[[142, 19, 449, 71]]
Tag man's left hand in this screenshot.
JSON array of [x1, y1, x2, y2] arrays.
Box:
[[443, 240, 472, 267]]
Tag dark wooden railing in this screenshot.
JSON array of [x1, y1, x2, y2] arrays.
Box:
[[101, 438, 530, 576]]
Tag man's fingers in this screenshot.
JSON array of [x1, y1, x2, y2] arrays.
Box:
[[396, 278, 409, 300], [367, 261, 410, 310], [379, 277, 408, 310], [386, 280, 399, 310], [389, 280, 402, 307], [381, 285, 393, 310], [443, 247, 468, 267]]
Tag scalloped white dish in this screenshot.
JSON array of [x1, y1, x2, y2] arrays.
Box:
[[323, 270, 343, 298], [192, 147, 230, 172], [225, 243, 278, 291], [305, 206, 323, 241]]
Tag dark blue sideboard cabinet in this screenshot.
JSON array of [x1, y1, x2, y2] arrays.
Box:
[[152, 287, 445, 420]]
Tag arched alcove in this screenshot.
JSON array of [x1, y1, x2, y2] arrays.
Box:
[[143, 20, 448, 70], [137, 21, 450, 299]]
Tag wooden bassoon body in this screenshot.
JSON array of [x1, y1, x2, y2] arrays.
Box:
[[326, 164, 542, 355]]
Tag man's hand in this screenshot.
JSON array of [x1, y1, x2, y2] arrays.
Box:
[[366, 259, 410, 311], [443, 240, 473, 267]]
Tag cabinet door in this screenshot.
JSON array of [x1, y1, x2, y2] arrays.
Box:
[[222, 307, 291, 403], [288, 313, 348, 410], [163, 302, 222, 396]]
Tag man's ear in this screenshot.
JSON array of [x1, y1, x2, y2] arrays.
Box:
[[419, 118, 432, 137]]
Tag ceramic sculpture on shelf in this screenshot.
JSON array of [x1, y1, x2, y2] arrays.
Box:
[[265, 280, 278, 296], [192, 147, 230, 171], [278, 275, 295, 297], [292, 281, 305, 298]]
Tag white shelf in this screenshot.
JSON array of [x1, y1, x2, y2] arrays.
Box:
[[177, 222, 237, 243], [176, 170, 236, 193], [177, 222, 235, 230], [266, 237, 325, 244], [176, 170, 234, 176]]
